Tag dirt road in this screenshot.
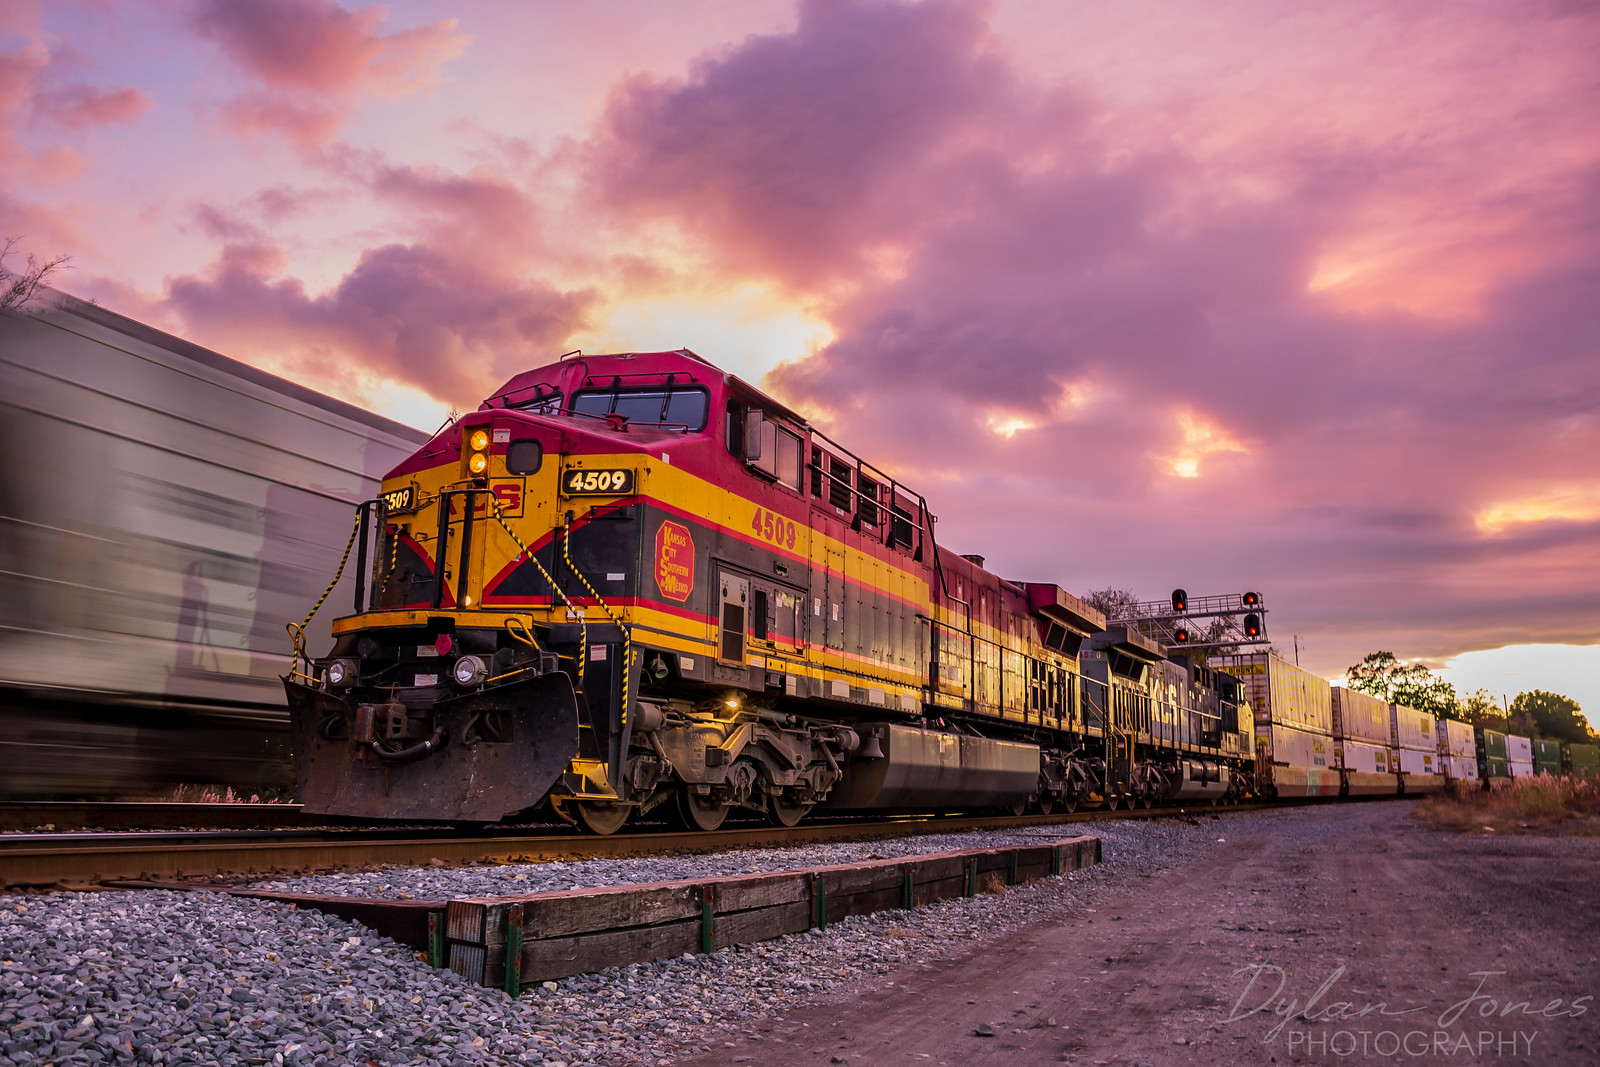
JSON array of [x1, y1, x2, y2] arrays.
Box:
[[682, 803, 1600, 1066]]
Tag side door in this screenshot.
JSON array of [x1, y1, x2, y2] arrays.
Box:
[[717, 571, 750, 665]]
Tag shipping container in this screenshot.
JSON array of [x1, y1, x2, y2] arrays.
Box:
[[1263, 722, 1338, 796], [1335, 738, 1392, 774], [1334, 738, 1397, 795], [1482, 757, 1511, 783], [1532, 739, 1562, 776], [1441, 755, 1479, 782], [1436, 718, 1475, 759], [1331, 687, 1389, 744], [1390, 704, 1436, 752], [1215, 652, 1332, 734], [1509, 758, 1535, 778], [1478, 729, 1508, 760], [1393, 747, 1437, 776], [1570, 744, 1600, 779], [1506, 734, 1533, 763]]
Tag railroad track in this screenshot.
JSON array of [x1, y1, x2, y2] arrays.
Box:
[[0, 801, 1292, 888]]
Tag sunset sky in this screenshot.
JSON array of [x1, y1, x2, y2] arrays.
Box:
[[4, 0, 1597, 721]]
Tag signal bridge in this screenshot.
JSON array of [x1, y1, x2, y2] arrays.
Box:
[[1106, 590, 1269, 653]]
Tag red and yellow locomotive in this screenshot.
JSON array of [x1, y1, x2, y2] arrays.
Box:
[[285, 349, 1256, 830]]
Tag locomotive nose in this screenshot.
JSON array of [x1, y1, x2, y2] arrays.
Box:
[[284, 671, 581, 822]]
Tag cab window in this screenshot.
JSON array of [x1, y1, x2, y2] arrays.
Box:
[[571, 387, 709, 431]]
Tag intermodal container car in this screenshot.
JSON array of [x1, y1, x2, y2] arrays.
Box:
[[1569, 743, 1600, 780], [1532, 739, 1562, 777]]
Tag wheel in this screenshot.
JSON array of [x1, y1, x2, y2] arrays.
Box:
[[677, 789, 731, 832], [1061, 796, 1078, 814], [768, 794, 813, 828], [1140, 794, 1153, 810], [1037, 793, 1055, 816], [1105, 795, 1121, 811], [574, 800, 630, 835], [1010, 796, 1030, 817]]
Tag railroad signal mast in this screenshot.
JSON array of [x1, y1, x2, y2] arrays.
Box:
[[1106, 589, 1269, 655]]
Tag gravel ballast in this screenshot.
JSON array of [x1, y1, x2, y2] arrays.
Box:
[[1, 812, 1256, 1066]]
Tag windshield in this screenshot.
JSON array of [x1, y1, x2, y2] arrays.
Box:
[[571, 387, 709, 431]]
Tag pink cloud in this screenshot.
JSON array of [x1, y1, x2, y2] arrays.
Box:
[[588, 0, 1014, 291], [218, 91, 343, 150], [584, 0, 1600, 678], [191, 0, 465, 96], [192, 0, 467, 147], [165, 241, 597, 407], [32, 83, 151, 128]]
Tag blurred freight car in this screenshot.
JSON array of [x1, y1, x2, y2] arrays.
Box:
[[0, 294, 427, 797], [1569, 743, 1600, 779]]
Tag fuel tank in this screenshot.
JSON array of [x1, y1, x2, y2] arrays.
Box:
[[824, 723, 1039, 809]]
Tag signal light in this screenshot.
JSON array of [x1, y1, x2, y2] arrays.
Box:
[[1173, 627, 1190, 644], [1243, 613, 1261, 637], [1171, 588, 1188, 612], [469, 429, 490, 452], [1242, 591, 1261, 607]]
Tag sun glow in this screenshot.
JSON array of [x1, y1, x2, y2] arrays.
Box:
[[1475, 486, 1600, 534], [1163, 412, 1248, 479]]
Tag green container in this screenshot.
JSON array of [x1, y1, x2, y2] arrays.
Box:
[[1533, 739, 1563, 775], [1481, 757, 1510, 780], [1570, 744, 1600, 779], [1479, 729, 1507, 760]]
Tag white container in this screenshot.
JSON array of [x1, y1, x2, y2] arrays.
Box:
[[1442, 755, 1479, 781], [1394, 747, 1436, 776], [1269, 723, 1332, 770], [1509, 757, 1535, 778], [1436, 718, 1475, 759], [1221, 652, 1333, 734], [1331, 687, 1390, 744], [1390, 704, 1436, 752], [1335, 738, 1391, 774], [1506, 735, 1533, 762]]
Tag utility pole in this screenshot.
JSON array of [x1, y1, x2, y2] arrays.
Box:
[[1293, 635, 1301, 666]]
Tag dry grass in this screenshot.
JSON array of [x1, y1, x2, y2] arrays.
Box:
[[1415, 775, 1600, 836]]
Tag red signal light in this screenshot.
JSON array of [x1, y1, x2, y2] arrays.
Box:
[[1171, 588, 1188, 612], [1242, 591, 1261, 607], [1173, 627, 1190, 644], [1243, 613, 1261, 637]]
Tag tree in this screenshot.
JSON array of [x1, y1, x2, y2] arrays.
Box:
[[1455, 689, 1507, 732], [0, 236, 70, 312], [1345, 651, 1460, 720], [1509, 690, 1593, 744], [1082, 587, 1140, 620]]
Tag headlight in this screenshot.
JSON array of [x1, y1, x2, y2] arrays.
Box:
[[468, 452, 488, 474], [324, 659, 357, 688], [469, 429, 490, 452], [453, 655, 488, 687]]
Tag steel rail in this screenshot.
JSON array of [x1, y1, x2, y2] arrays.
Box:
[[0, 801, 1340, 888]]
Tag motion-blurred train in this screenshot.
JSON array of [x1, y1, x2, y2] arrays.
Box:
[[0, 295, 425, 797]]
